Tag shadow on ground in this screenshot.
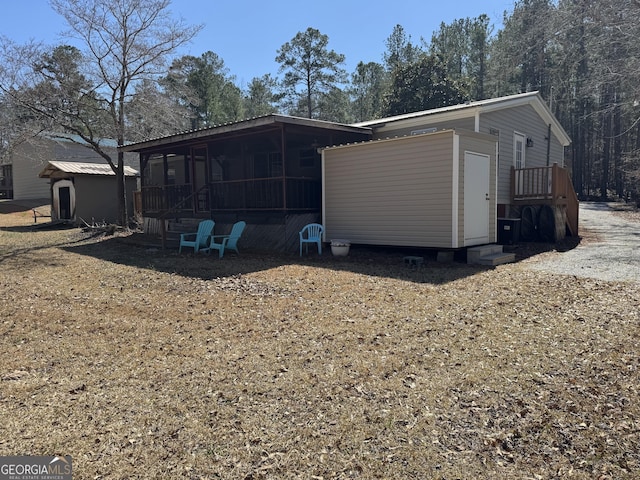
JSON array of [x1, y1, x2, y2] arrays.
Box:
[[0, 199, 49, 214], [0, 226, 101, 265], [58, 231, 579, 286], [0, 222, 75, 233], [504, 234, 582, 261]]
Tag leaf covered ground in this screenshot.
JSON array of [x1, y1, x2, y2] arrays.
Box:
[[1, 205, 639, 479]]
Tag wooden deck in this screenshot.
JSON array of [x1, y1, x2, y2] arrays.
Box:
[[511, 164, 579, 236]]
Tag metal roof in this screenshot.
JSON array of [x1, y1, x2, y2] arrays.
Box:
[[119, 114, 372, 152], [39, 161, 138, 178], [353, 91, 571, 147], [44, 132, 120, 149]]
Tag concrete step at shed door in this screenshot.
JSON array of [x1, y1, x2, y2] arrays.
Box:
[[467, 244, 516, 266]]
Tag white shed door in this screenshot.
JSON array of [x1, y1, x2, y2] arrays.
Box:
[[464, 152, 490, 245]]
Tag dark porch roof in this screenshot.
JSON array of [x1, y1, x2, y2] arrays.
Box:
[[120, 114, 373, 153]]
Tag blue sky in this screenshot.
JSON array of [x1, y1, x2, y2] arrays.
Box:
[[1, 0, 514, 87]]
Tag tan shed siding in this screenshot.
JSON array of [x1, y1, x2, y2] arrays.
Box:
[[457, 134, 499, 245], [74, 175, 138, 224], [373, 117, 475, 139], [324, 131, 455, 248], [480, 104, 564, 205]]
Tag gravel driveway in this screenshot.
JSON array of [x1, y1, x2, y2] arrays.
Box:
[[525, 202, 640, 283]]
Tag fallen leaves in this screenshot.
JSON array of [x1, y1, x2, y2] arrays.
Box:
[[1, 210, 639, 479]]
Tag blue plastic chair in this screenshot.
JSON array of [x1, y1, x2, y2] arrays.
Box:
[[299, 223, 324, 256], [178, 219, 214, 253], [206, 221, 246, 258]]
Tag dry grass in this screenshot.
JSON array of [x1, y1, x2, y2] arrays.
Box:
[[1, 205, 639, 479]]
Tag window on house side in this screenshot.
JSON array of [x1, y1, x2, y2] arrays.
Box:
[[514, 132, 526, 169]]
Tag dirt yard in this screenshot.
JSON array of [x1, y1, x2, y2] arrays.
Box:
[[1, 203, 639, 479]]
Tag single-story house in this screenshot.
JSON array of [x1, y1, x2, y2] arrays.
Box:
[[325, 91, 576, 247], [6, 133, 137, 202], [38, 161, 138, 224], [121, 92, 576, 252]]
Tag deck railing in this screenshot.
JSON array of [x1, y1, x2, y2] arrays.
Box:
[[139, 184, 194, 213], [511, 164, 579, 236], [138, 177, 320, 215]]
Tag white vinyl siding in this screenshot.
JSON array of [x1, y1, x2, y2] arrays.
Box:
[[479, 104, 564, 205], [372, 117, 476, 140], [11, 141, 52, 200]]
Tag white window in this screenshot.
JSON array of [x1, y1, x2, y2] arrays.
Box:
[[513, 132, 526, 169]]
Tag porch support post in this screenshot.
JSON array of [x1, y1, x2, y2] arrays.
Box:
[[140, 153, 149, 185], [281, 124, 287, 210], [161, 216, 167, 251], [162, 154, 169, 186], [510, 166, 516, 201], [161, 153, 168, 251], [138, 153, 147, 217], [162, 153, 169, 212], [551, 162, 559, 202]]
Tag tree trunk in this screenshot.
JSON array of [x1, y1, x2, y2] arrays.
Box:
[[571, 107, 582, 197], [600, 86, 612, 200], [613, 97, 623, 198], [117, 151, 127, 226]]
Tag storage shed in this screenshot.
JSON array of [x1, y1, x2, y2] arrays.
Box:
[[39, 161, 138, 224], [322, 129, 498, 249]]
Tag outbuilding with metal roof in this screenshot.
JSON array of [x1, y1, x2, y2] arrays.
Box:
[[39, 161, 138, 224]]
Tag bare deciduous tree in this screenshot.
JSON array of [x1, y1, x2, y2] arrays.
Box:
[[1, 0, 202, 225]]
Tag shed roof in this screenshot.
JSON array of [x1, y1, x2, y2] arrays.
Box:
[[322, 128, 497, 153], [39, 161, 138, 178]]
